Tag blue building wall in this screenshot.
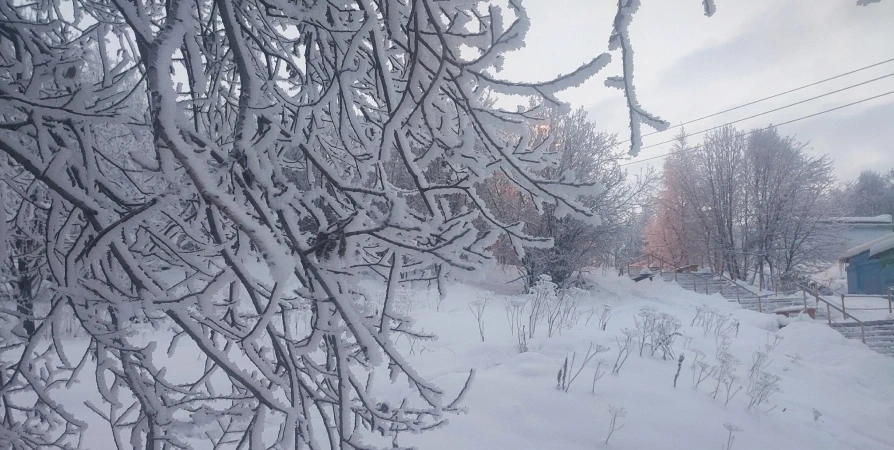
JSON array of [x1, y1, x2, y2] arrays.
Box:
[[846, 250, 894, 295]]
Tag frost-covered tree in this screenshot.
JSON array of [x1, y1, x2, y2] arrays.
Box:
[[845, 169, 894, 218], [482, 107, 655, 287], [647, 126, 839, 290], [0, 0, 709, 448], [643, 132, 708, 267]]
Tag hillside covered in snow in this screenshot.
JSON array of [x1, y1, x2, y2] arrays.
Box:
[[390, 271, 894, 450]]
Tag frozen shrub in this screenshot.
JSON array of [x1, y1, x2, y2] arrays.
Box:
[[557, 343, 608, 392], [673, 354, 685, 387], [592, 359, 607, 394], [711, 352, 741, 400], [504, 298, 527, 337], [516, 327, 529, 354], [689, 349, 707, 385], [605, 405, 627, 445], [612, 329, 636, 374], [634, 308, 682, 360], [748, 351, 771, 382], [747, 372, 782, 409], [526, 275, 558, 338], [693, 361, 716, 389], [468, 293, 492, 343], [597, 304, 613, 331], [723, 423, 742, 450]]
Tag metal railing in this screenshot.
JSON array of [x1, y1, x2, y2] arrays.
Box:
[[625, 253, 687, 282], [626, 254, 890, 335], [796, 281, 867, 343], [627, 253, 771, 311]]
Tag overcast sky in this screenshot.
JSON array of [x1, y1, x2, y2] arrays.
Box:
[[497, 0, 894, 182]]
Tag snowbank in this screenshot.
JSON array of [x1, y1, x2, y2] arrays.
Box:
[[398, 273, 894, 450], [55, 270, 894, 449]]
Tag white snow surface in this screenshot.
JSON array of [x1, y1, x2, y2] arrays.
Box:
[[840, 232, 894, 261], [397, 271, 894, 449], [55, 269, 894, 449], [830, 214, 893, 224]]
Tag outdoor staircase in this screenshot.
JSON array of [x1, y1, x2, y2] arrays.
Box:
[[830, 320, 894, 357], [652, 271, 827, 321], [626, 255, 894, 357]]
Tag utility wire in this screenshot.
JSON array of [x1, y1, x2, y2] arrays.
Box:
[[620, 89, 894, 167], [620, 57, 894, 144], [633, 72, 894, 152]]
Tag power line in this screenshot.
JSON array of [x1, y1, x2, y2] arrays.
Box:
[[633, 72, 894, 152], [619, 89, 894, 167], [621, 57, 894, 144]]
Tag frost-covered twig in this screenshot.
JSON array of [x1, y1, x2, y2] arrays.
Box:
[[468, 294, 492, 342], [605, 405, 627, 445]]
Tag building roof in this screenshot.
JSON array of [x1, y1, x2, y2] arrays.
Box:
[[840, 231, 894, 262]]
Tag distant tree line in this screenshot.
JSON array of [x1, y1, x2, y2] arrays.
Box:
[[643, 126, 841, 291]]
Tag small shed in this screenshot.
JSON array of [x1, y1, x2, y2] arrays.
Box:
[[839, 232, 894, 295]]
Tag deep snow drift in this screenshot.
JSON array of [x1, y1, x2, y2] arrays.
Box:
[[54, 268, 894, 449], [391, 270, 894, 450]]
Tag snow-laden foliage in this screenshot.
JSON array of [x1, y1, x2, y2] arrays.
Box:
[[607, 0, 672, 156], [482, 107, 655, 287], [0, 0, 718, 448]]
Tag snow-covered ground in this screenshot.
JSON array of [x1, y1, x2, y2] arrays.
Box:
[[391, 270, 894, 450], [51, 268, 894, 449]]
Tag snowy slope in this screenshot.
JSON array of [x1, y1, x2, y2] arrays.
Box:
[[49, 270, 894, 449], [391, 272, 894, 450]]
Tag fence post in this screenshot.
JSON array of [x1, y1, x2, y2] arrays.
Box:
[[860, 323, 866, 344], [736, 285, 740, 304], [826, 303, 831, 326], [802, 289, 807, 309], [674, 268, 677, 282], [840, 294, 846, 319], [757, 295, 762, 313], [693, 276, 696, 292], [888, 290, 892, 315]]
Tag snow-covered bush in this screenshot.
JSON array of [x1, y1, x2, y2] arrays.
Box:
[[546, 286, 587, 337], [527, 275, 558, 338], [634, 308, 682, 360], [711, 352, 741, 401], [691, 305, 737, 338], [747, 372, 782, 409]]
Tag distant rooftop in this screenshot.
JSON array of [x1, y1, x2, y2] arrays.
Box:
[[840, 231, 894, 262]]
